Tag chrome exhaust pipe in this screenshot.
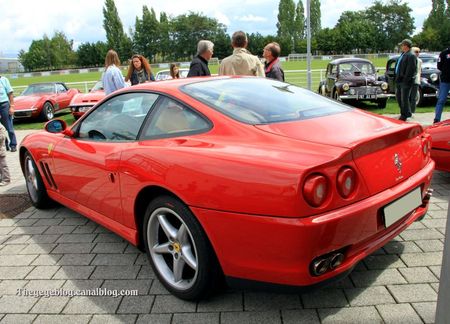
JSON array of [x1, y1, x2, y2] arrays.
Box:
[[311, 258, 330, 276], [421, 188, 434, 207], [329, 253, 345, 269]]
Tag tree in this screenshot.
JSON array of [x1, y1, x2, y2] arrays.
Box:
[[51, 31, 77, 68], [77, 41, 108, 67], [158, 12, 171, 62], [414, 0, 450, 50], [294, 0, 306, 46], [315, 28, 337, 54], [334, 11, 376, 53], [171, 12, 225, 60], [133, 5, 160, 62], [103, 0, 132, 61], [310, 0, 322, 37], [365, 0, 414, 51], [18, 32, 76, 71], [277, 0, 296, 53]]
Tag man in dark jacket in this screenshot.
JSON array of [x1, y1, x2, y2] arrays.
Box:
[[434, 46, 450, 123], [395, 39, 417, 121], [187, 40, 214, 77], [263, 42, 285, 81]]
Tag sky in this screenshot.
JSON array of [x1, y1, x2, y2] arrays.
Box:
[[0, 0, 433, 57]]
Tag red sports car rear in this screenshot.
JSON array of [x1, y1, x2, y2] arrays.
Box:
[[19, 77, 434, 299]]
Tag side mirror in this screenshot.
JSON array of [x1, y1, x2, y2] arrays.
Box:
[[44, 119, 73, 136]]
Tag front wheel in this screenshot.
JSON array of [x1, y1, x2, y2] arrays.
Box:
[[23, 151, 53, 208], [143, 195, 221, 300], [377, 98, 387, 109], [40, 102, 54, 121]]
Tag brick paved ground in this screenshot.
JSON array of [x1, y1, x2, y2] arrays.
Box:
[[0, 114, 448, 323]]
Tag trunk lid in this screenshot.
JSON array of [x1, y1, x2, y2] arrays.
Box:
[[255, 110, 427, 195]]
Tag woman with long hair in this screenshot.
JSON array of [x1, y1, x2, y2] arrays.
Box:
[[102, 49, 127, 95], [170, 63, 180, 79], [126, 54, 155, 85]]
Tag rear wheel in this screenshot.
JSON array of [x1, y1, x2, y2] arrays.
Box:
[[318, 84, 326, 96], [143, 195, 221, 300], [40, 102, 54, 121], [23, 151, 53, 208]]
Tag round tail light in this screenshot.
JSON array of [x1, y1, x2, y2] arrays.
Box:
[[303, 174, 329, 207], [337, 167, 357, 198]]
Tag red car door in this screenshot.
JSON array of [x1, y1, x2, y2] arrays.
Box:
[[55, 83, 73, 110], [51, 92, 159, 221]]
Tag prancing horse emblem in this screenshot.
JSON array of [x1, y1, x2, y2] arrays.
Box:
[[394, 153, 402, 173]]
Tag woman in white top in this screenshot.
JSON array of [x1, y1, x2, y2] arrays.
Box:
[[102, 50, 127, 95], [409, 46, 422, 114]]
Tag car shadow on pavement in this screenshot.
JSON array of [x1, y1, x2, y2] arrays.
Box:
[[0, 171, 447, 322]]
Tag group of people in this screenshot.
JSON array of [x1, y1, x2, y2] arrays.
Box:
[[395, 38, 449, 123], [102, 30, 285, 97], [185, 31, 285, 82]]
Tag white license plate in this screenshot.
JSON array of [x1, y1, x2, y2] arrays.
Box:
[[383, 187, 422, 228], [358, 94, 377, 99]]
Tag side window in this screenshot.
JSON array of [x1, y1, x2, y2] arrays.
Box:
[[142, 97, 210, 139], [330, 65, 338, 76], [388, 60, 397, 72], [78, 92, 158, 141], [56, 84, 67, 93]]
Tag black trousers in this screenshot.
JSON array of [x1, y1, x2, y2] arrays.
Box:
[[396, 83, 413, 120]]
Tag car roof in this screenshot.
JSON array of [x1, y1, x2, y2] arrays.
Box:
[[114, 76, 239, 93], [388, 53, 437, 61], [329, 58, 373, 65]]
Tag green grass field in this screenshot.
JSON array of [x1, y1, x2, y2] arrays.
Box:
[[7, 57, 448, 130]]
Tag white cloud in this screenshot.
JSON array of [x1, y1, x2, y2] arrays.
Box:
[[235, 14, 268, 23], [214, 11, 231, 26]]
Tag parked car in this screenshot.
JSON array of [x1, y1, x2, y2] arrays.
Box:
[[155, 68, 189, 81], [318, 58, 391, 108], [426, 119, 450, 172], [14, 82, 80, 121], [69, 81, 105, 120], [20, 77, 434, 300], [382, 53, 449, 106]]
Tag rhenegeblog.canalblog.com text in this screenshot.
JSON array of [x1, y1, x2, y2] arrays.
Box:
[[17, 287, 138, 298]]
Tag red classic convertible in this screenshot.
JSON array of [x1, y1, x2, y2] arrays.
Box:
[[14, 82, 80, 121], [426, 119, 450, 172], [69, 81, 105, 120], [20, 77, 434, 300]]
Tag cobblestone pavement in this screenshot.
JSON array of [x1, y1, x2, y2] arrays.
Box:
[[0, 113, 448, 323]]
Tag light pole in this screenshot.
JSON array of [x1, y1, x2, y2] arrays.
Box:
[[306, 0, 312, 90]]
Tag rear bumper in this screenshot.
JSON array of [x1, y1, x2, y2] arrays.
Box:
[[193, 160, 434, 288]]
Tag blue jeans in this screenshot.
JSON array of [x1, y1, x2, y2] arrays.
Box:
[[0, 101, 17, 149], [434, 82, 450, 123]]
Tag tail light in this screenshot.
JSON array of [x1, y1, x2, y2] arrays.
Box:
[[303, 173, 329, 207], [422, 137, 431, 156], [336, 167, 357, 198]]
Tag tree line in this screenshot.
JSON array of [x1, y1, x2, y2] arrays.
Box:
[[18, 0, 450, 71]]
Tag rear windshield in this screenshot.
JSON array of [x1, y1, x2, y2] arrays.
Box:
[[181, 78, 350, 124]]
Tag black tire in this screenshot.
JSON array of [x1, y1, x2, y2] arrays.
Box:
[[40, 102, 54, 121], [377, 98, 387, 109], [23, 151, 53, 208], [143, 195, 221, 300]]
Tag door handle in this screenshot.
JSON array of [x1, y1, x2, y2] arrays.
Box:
[[108, 173, 115, 183]]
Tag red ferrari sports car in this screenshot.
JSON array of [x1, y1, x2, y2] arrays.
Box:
[[20, 77, 434, 300], [69, 81, 105, 120], [426, 119, 450, 172], [14, 82, 80, 121]]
